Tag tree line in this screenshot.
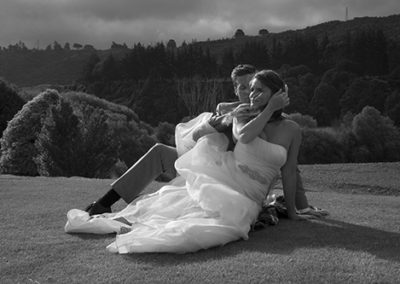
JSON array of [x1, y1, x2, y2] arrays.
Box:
[[74, 29, 400, 128]]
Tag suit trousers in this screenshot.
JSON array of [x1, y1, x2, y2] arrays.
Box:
[[111, 143, 178, 203]]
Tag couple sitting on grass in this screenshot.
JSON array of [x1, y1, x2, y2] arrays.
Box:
[[65, 64, 328, 254]]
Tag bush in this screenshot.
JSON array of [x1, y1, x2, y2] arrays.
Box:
[[384, 90, 400, 126], [321, 66, 357, 96], [340, 78, 391, 115], [351, 145, 372, 163], [36, 101, 122, 178], [352, 106, 400, 162], [1, 88, 158, 177], [108, 159, 128, 179], [119, 127, 157, 168], [63, 91, 139, 122], [155, 122, 175, 146], [299, 128, 345, 164], [311, 83, 340, 126], [285, 87, 310, 115], [283, 65, 311, 78], [77, 105, 120, 178], [63, 91, 157, 170], [0, 89, 61, 175], [336, 128, 369, 163], [34, 98, 82, 176], [0, 79, 25, 137], [298, 72, 318, 101], [287, 113, 317, 128]]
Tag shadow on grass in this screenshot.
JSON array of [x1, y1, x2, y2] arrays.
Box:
[[117, 218, 400, 265], [248, 218, 400, 262], [73, 233, 116, 240]]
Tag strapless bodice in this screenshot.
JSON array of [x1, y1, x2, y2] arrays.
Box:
[[234, 137, 287, 178]]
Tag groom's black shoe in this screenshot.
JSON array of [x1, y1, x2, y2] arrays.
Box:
[[85, 202, 112, 216]]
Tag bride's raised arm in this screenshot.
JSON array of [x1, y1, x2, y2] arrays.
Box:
[[233, 91, 288, 144]]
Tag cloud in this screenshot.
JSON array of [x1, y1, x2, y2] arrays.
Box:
[[0, 0, 399, 49]]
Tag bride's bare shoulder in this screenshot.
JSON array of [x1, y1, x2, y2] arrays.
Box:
[[277, 119, 301, 136]]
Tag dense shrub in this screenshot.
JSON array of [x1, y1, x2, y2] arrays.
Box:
[[311, 83, 340, 126], [35, 100, 121, 178], [351, 145, 372, 163], [155, 122, 175, 146], [0, 89, 60, 175], [1, 88, 158, 177], [63, 91, 139, 122], [0, 79, 25, 137], [63, 91, 157, 170], [284, 85, 310, 115], [352, 106, 400, 162], [321, 66, 357, 96], [108, 159, 129, 179], [77, 105, 120, 177], [298, 128, 345, 164], [287, 113, 317, 128], [384, 90, 400, 126], [283, 65, 311, 78], [340, 78, 391, 115], [115, 121, 157, 168], [34, 98, 82, 176], [298, 72, 318, 101], [336, 129, 370, 163]]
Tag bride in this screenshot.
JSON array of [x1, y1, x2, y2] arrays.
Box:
[[65, 69, 303, 254]]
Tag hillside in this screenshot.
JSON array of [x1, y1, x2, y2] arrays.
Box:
[[1, 14, 399, 87], [192, 14, 400, 59], [0, 48, 131, 87]]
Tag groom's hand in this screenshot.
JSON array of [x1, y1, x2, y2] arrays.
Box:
[[208, 113, 232, 131], [231, 103, 258, 118]]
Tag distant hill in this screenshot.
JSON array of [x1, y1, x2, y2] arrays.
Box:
[[1, 14, 399, 87], [0, 48, 130, 87], [192, 14, 400, 59]]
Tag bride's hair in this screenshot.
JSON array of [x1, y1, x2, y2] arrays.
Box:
[[253, 70, 285, 121]]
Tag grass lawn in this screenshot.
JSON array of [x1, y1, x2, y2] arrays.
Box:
[[1, 162, 400, 283]]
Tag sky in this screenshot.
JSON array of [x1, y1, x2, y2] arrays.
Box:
[[1, 0, 399, 50]]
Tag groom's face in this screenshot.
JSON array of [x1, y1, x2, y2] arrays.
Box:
[[234, 73, 255, 103]]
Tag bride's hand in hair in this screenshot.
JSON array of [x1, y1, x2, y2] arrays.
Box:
[[266, 90, 290, 112]]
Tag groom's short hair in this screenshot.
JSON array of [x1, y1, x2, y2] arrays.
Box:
[[231, 64, 256, 83]]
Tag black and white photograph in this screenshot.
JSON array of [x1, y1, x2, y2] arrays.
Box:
[[1, 0, 399, 283]]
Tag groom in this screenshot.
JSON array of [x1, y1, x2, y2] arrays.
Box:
[[85, 64, 327, 218]]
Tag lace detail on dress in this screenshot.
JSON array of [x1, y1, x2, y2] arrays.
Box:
[[238, 164, 269, 185]]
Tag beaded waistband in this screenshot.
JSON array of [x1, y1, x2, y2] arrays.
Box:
[[237, 164, 269, 185]]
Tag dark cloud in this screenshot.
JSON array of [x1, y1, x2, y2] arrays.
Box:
[[0, 0, 399, 49]]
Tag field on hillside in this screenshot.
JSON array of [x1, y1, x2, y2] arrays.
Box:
[[1, 163, 399, 283]]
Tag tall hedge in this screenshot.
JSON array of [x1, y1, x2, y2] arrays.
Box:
[[34, 99, 82, 177], [0, 79, 25, 137], [65, 91, 157, 168], [0, 89, 60, 175], [77, 105, 119, 178]]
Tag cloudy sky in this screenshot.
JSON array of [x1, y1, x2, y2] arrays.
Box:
[[1, 0, 399, 49]]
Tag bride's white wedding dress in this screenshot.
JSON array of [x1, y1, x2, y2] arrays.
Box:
[[65, 113, 287, 254]]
